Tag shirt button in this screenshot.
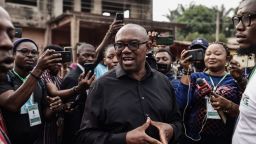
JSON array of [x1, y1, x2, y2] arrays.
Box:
[[141, 97, 145, 100]]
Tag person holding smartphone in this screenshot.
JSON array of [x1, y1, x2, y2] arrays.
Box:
[[61, 43, 96, 144], [94, 13, 124, 78], [178, 42, 242, 144], [0, 38, 62, 144], [186, 38, 209, 72]]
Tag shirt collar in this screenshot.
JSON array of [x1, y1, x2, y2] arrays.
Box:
[[77, 63, 85, 72], [115, 63, 153, 79]]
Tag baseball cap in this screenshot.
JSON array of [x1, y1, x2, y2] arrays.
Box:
[[189, 38, 209, 50]]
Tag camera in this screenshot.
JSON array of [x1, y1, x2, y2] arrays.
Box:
[[187, 49, 204, 61], [156, 36, 174, 45], [54, 51, 72, 63], [115, 13, 124, 22]]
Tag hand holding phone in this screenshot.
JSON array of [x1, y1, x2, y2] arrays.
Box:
[[83, 63, 96, 79], [187, 49, 204, 61], [54, 51, 72, 63], [115, 13, 124, 22]]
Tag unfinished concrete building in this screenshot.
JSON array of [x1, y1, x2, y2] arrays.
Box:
[[1, 0, 185, 60]]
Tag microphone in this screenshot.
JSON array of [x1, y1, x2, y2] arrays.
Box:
[[196, 78, 227, 124], [196, 78, 212, 97]]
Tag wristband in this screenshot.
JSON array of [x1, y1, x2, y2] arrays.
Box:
[[29, 72, 40, 80]]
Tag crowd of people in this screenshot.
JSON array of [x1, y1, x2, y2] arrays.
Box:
[[0, 0, 255, 144]]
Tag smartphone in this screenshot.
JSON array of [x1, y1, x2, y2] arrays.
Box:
[[156, 36, 174, 45], [55, 51, 72, 63], [233, 54, 255, 68], [187, 49, 204, 61], [64, 47, 72, 52], [115, 13, 124, 21], [64, 47, 73, 62], [83, 63, 95, 78], [15, 28, 22, 38]]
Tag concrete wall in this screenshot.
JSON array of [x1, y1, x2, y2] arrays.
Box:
[[129, 0, 152, 20], [5, 2, 47, 28], [52, 29, 71, 47], [22, 27, 46, 51]]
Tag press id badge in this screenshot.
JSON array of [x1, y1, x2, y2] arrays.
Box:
[[27, 104, 41, 127], [206, 97, 221, 119]]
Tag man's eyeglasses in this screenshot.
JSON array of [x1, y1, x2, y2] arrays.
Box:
[[16, 49, 39, 56], [232, 13, 256, 27], [114, 41, 147, 51]]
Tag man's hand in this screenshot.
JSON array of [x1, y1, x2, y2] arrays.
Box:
[[150, 120, 173, 144], [180, 49, 192, 70], [34, 49, 62, 73], [210, 93, 231, 111], [126, 118, 163, 144], [47, 96, 63, 112], [228, 59, 243, 80], [148, 31, 158, 47], [76, 71, 96, 92], [108, 19, 124, 36]]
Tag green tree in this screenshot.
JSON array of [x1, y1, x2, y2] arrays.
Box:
[[166, 4, 234, 42], [177, 5, 216, 36], [165, 4, 185, 22]]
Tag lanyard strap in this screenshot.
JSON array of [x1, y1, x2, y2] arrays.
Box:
[[12, 70, 27, 82], [12, 70, 33, 105], [209, 73, 229, 92]]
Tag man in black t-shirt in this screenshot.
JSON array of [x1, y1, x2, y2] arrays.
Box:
[[0, 7, 14, 82], [76, 24, 182, 144], [0, 6, 15, 144], [0, 38, 62, 144]]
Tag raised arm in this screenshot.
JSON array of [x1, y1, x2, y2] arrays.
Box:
[[0, 50, 61, 112]]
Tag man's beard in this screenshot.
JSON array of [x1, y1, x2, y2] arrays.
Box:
[[237, 45, 256, 55]]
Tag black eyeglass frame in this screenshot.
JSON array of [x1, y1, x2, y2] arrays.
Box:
[[232, 13, 256, 27], [114, 41, 148, 51], [16, 49, 39, 56]]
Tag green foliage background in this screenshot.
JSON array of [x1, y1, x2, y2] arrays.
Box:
[[166, 4, 236, 43]]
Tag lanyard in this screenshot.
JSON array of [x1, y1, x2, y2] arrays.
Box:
[[209, 73, 228, 92], [12, 70, 27, 82], [12, 70, 34, 108]]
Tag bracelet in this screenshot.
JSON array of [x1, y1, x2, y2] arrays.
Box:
[[182, 69, 192, 75], [29, 72, 40, 80]]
